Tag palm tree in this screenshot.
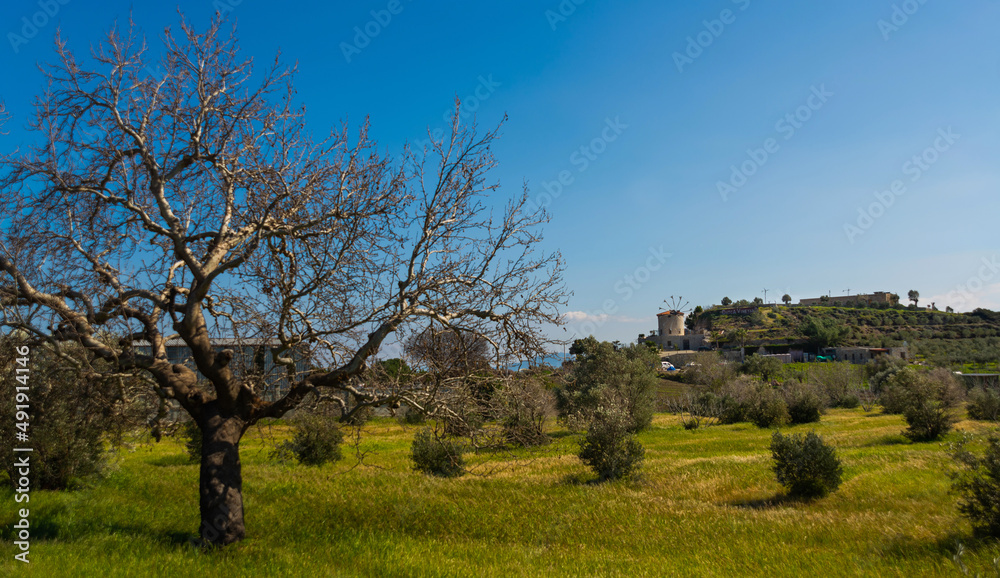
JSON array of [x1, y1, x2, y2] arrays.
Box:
[[732, 328, 750, 361], [782, 294, 792, 306], [908, 290, 920, 307]]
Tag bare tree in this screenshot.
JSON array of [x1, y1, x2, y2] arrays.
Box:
[[0, 17, 565, 545]]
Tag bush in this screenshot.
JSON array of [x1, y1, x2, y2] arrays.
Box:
[[578, 406, 645, 481], [275, 413, 344, 466], [903, 400, 955, 442], [837, 394, 860, 409], [681, 417, 700, 430], [770, 431, 843, 498], [681, 352, 737, 389], [810, 362, 864, 408], [0, 340, 153, 489], [878, 382, 911, 415], [411, 427, 465, 477], [967, 387, 1000, 421], [497, 378, 555, 447], [398, 404, 427, 425], [715, 377, 756, 424], [557, 337, 658, 433], [950, 434, 1000, 537], [783, 383, 825, 424], [866, 356, 908, 395], [181, 421, 202, 463], [746, 385, 789, 429], [741, 355, 784, 382], [881, 368, 963, 441]]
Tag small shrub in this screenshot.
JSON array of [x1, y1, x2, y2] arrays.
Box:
[[398, 405, 427, 425], [681, 352, 738, 389], [747, 385, 789, 429], [441, 404, 485, 438], [782, 383, 824, 425], [950, 434, 1000, 537], [497, 378, 555, 447], [276, 413, 344, 466], [0, 340, 153, 490], [741, 355, 784, 383], [181, 421, 202, 463], [770, 431, 843, 498], [715, 377, 756, 424], [837, 394, 860, 410], [866, 356, 908, 394], [878, 383, 911, 414], [578, 406, 645, 481], [556, 337, 658, 433], [810, 362, 863, 407], [903, 400, 955, 442], [967, 387, 1000, 421], [411, 427, 465, 477], [882, 368, 962, 441], [681, 417, 700, 430]]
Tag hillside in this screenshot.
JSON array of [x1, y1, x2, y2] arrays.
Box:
[[689, 305, 1000, 367]]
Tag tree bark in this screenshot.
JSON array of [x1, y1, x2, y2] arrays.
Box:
[[198, 406, 247, 546]]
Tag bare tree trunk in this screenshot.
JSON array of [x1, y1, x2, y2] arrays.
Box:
[[198, 407, 247, 546]]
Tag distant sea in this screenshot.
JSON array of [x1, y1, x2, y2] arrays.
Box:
[[509, 353, 570, 370]]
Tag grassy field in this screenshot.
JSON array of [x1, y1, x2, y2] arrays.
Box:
[[4, 410, 1000, 577]]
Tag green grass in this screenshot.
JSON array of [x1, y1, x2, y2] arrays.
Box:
[[3, 411, 1000, 576]]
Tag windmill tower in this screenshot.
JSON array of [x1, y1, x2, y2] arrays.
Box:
[[658, 296, 691, 337]]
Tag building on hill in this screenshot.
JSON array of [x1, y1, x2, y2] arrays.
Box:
[[798, 291, 898, 307], [820, 346, 909, 364], [638, 310, 708, 351]]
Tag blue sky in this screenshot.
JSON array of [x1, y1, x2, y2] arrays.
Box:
[[2, 0, 998, 347]]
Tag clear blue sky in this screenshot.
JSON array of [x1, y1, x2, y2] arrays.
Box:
[[2, 0, 998, 347]]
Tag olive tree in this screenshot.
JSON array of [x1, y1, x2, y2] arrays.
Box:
[[0, 17, 565, 545]]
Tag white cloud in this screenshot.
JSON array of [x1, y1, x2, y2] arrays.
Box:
[[930, 282, 1000, 312], [562, 311, 645, 324]]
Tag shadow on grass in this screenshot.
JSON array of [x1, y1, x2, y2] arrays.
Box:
[[863, 433, 910, 447], [2, 500, 199, 547], [559, 472, 649, 488], [869, 529, 1000, 573], [727, 493, 805, 509], [561, 472, 600, 486]]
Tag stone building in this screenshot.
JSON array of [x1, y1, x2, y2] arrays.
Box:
[[798, 291, 897, 307], [820, 346, 909, 364]]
